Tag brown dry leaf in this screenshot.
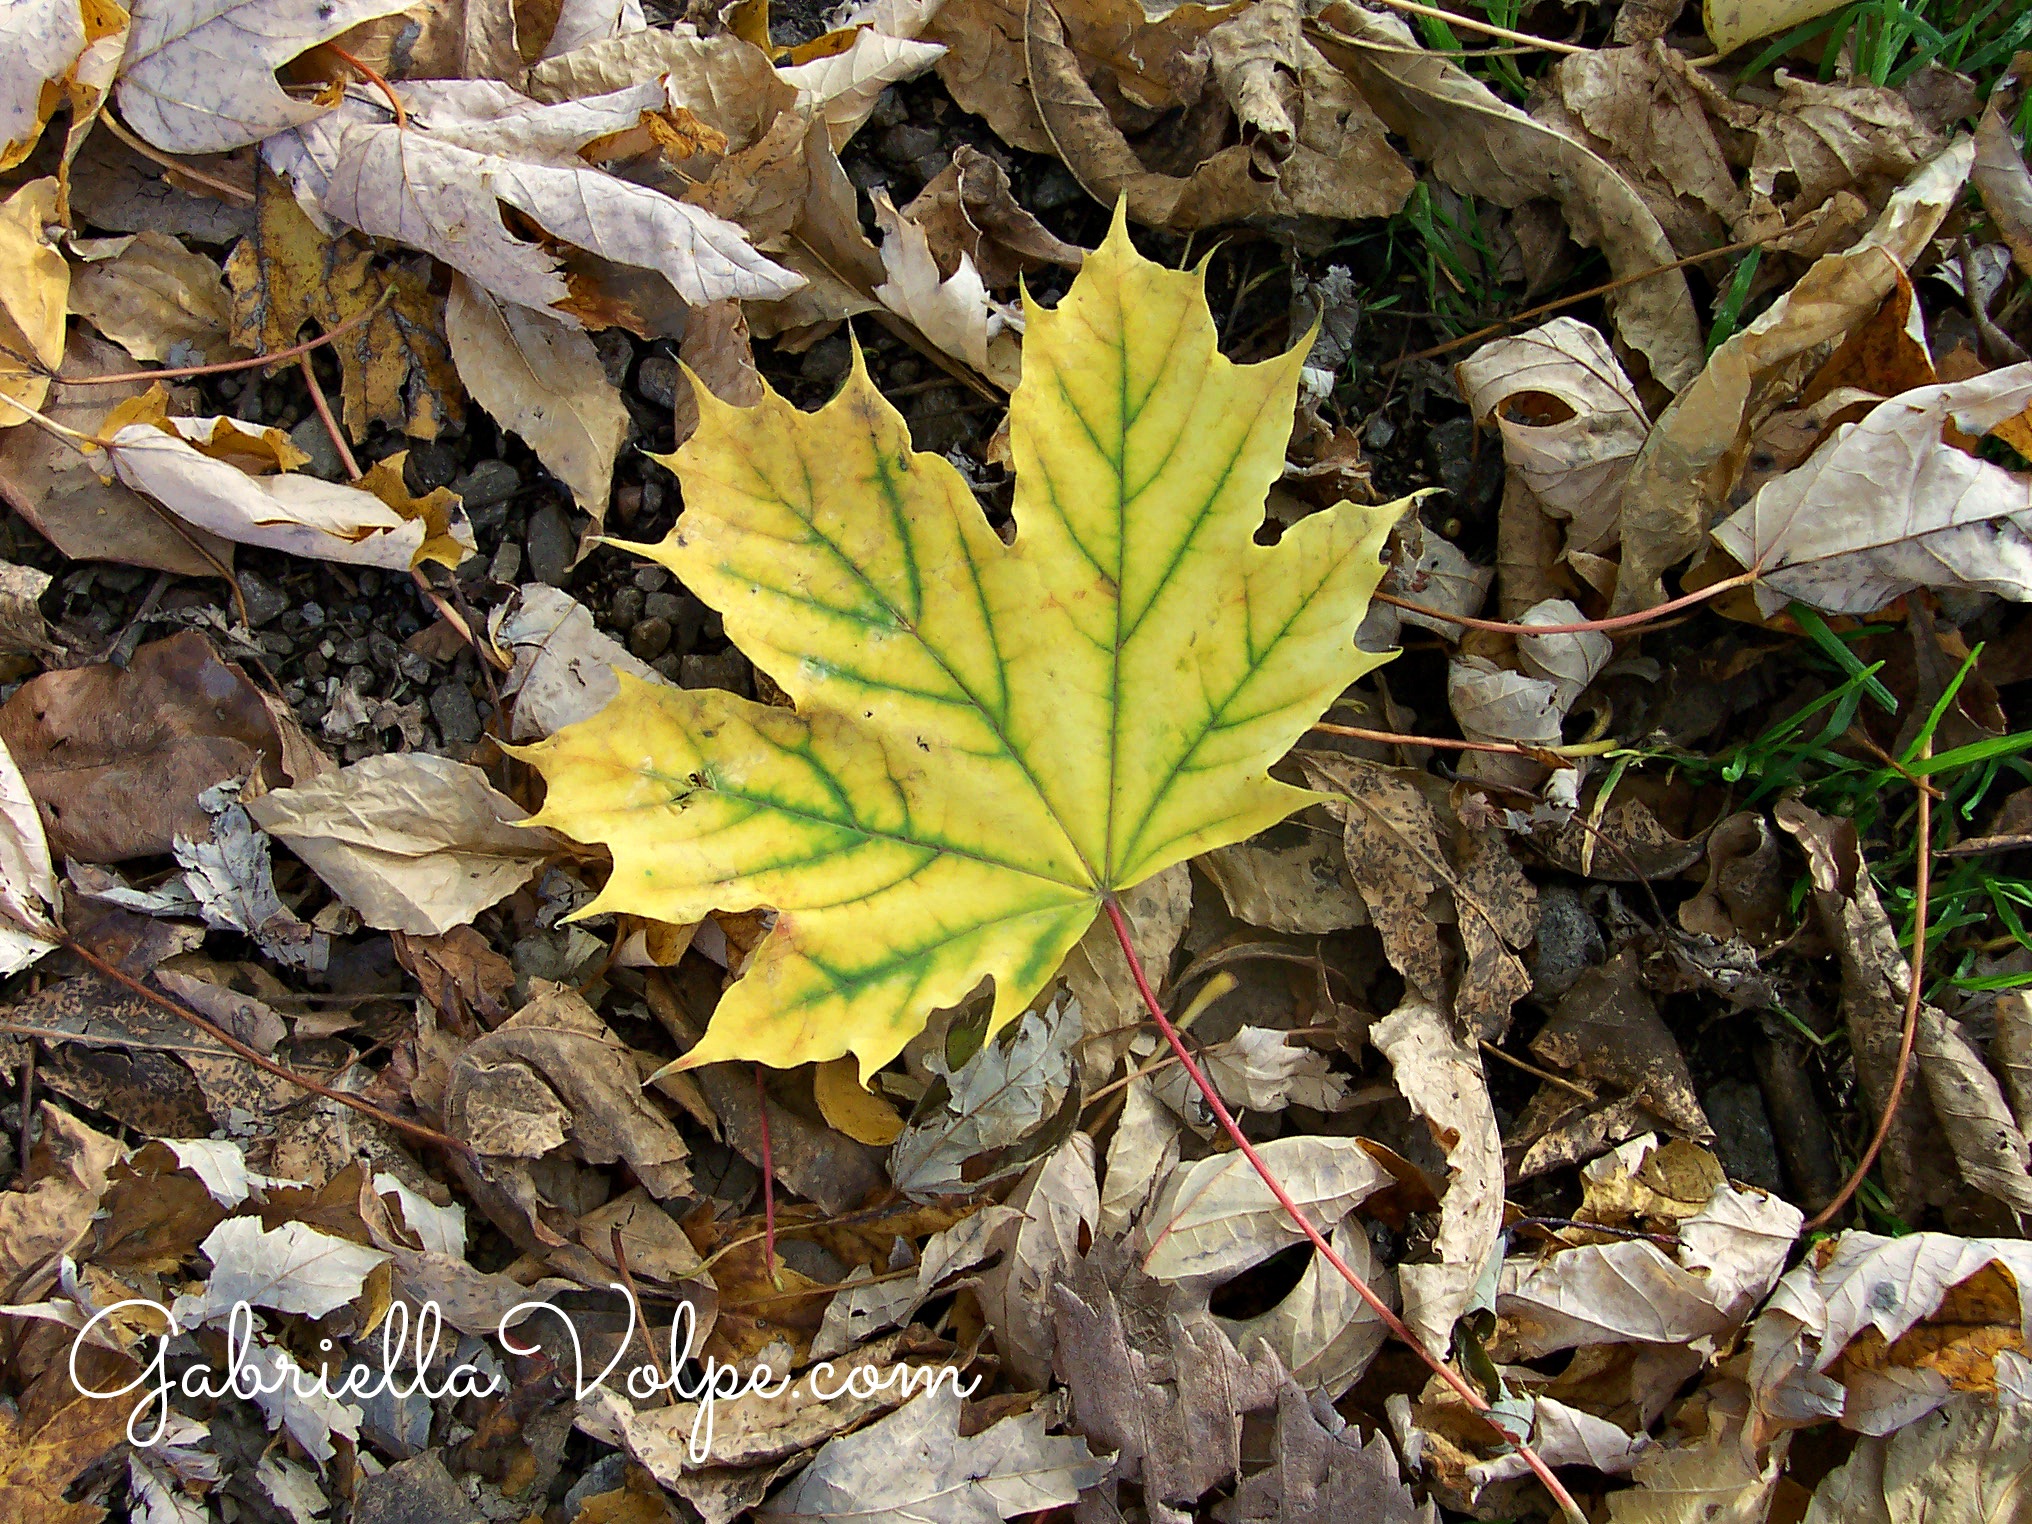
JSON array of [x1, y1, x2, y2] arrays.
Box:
[[0, 1104, 119, 1303], [1712, 365, 2032, 616], [1604, 1410, 1787, 1524], [669, 298, 765, 450], [977, 1133, 1097, 1387], [393, 926, 517, 1030], [67, 231, 240, 367], [247, 753, 560, 935], [1302, 752, 1534, 1036], [1062, 861, 1190, 1089], [902, 146, 1085, 289], [527, 24, 796, 150], [1532, 947, 1712, 1140], [1778, 798, 2032, 1219], [1803, 1391, 2032, 1524], [1975, 62, 2032, 281], [691, 1061, 887, 1215], [1611, 138, 1970, 613], [225, 172, 461, 442], [0, 179, 69, 430], [1195, 824, 1367, 936], [444, 981, 691, 1196], [1456, 318, 1648, 559], [0, 1356, 141, 1524], [445, 274, 626, 520], [928, 0, 1235, 157], [0, 332, 233, 576], [872, 189, 1022, 386], [0, 631, 288, 861], [1681, 811, 1789, 947], [1313, 4, 1700, 392]]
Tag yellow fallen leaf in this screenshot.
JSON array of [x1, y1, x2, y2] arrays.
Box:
[[0, 179, 69, 429], [814, 1056, 905, 1146], [520, 210, 1403, 1079], [1703, 0, 1848, 57]]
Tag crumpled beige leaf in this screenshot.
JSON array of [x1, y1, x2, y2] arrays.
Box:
[[1975, 67, 2032, 282], [527, 24, 794, 150], [0, 1105, 118, 1302], [1457, 318, 1648, 557], [104, 411, 475, 571], [1099, 1075, 1178, 1236], [67, 230, 238, 366], [1746, 1231, 2032, 1436], [1220, 1215, 1394, 1400], [781, 27, 946, 149], [760, 1382, 1108, 1523], [1612, 138, 1971, 613], [321, 119, 803, 319], [872, 190, 1021, 389], [1373, 997, 1505, 1359], [1605, 1411, 1786, 1524], [1801, 1391, 2032, 1524], [445, 275, 626, 520], [976, 1134, 1097, 1388], [117, 0, 412, 154], [1142, 1135, 1391, 1283], [0, 179, 69, 430], [1199, 1027, 1355, 1114], [246, 753, 561, 937], [1195, 827, 1367, 935], [1496, 1144, 1800, 1358], [443, 981, 690, 1198], [902, 146, 1085, 290], [1712, 365, 2032, 616], [492, 583, 673, 742], [0, 737, 59, 978], [1314, 3, 1700, 391]]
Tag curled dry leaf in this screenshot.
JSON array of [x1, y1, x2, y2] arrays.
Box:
[[1140, 1134, 1391, 1282], [779, 27, 947, 149], [976, 1134, 1098, 1388], [903, 146, 1085, 289], [1802, 1391, 2032, 1524], [0, 1105, 118, 1302], [1313, 4, 1700, 392], [1974, 66, 2032, 281], [0, 736, 59, 976], [246, 753, 561, 937], [1218, 1216, 1394, 1400], [527, 23, 795, 148], [1062, 861, 1191, 1089], [1712, 365, 2032, 616], [445, 275, 628, 519], [1456, 318, 1648, 559], [871, 191, 1021, 388], [1612, 139, 1971, 613], [117, 0, 413, 154], [0, 0, 109, 168], [104, 414, 475, 572], [1604, 1412, 1785, 1524]]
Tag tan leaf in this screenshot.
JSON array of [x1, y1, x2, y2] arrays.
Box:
[[445, 274, 627, 518], [526, 23, 795, 149], [871, 190, 1021, 387], [669, 298, 764, 449], [1142, 1135, 1391, 1282], [68, 230, 239, 366], [0, 179, 68, 430], [492, 583, 674, 742], [780, 27, 946, 148], [1803, 1392, 2032, 1524], [901, 146, 1085, 289], [1703, 0, 1847, 54], [1975, 68, 2032, 282], [976, 1134, 1096, 1387], [0, 1105, 118, 1302]]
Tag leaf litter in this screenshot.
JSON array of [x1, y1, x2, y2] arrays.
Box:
[[1, 3, 2032, 1522]]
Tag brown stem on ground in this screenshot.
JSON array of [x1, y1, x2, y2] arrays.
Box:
[[327, 45, 409, 131], [53, 289, 395, 386], [298, 354, 361, 480], [755, 1064, 780, 1288], [59, 935, 471, 1158], [1373, 570, 1756, 637], [1100, 898, 1587, 1524], [1804, 751, 1934, 1233]]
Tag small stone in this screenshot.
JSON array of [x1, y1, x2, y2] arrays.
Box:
[[524, 503, 575, 587], [591, 328, 634, 389], [877, 124, 942, 167], [846, 157, 890, 199], [397, 650, 432, 684], [1028, 163, 1085, 212], [643, 591, 683, 623], [490, 540, 522, 584], [611, 481, 643, 525], [636, 354, 681, 409], [800, 337, 850, 385], [1703, 1079, 1784, 1195], [610, 586, 644, 630], [287, 416, 347, 481], [1530, 885, 1602, 1000], [632, 566, 670, 593], [911, 152, 951, 185], [628, 615, 673, 661], [652, 652, 685, 682], [680, 652, 750, 696], [430, 680, 483, 749], [1365, 413, 1397, 449], [868, 86, 908, 130], [402, 439, 461, 493], [455, 459, 521, 510], [334, 637, 370, 665], [238, 570, 289, 627]]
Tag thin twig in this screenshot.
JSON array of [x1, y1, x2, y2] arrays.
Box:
[[1388, 237, 1767, 367], [327, 45, 409, 132], [1804, 749, 1933, 1233], [99, 114, 255, 205], [1478, 1039, 1596, 1102], [1335, 0, 1588, 52], [1310, 721, 1619, 760], [1511, 1216, 1679, 1248], [1373, 570, 1757, 636], [1101, 899, 1586, 1524], [298, 354, 361, 480], [59, 935, 470, 1158], [755, 1064, 780, 1288], [610, 1225, 672, 1401], [53, 290, 395, 386], [17, 1039, 34, 1178]]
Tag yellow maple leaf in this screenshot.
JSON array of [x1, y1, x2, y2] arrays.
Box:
[[521, 212, 1405, 1079]]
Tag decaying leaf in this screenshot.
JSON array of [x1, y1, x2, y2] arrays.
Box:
[[195, 1216, 389, 1321], [520, 211, 1402, 1079], [67, 231, 239, 367], [446, 275, 627, 519], [1713, 365, 2032, 615], [247, 753, 560, 936], [0, 1359, 140, 1524], [493, 583, 674, 742], [1142, 1135, 1391, 1282], [0, 179, 69, 430], [1802, 1390, 2032, 1524], [976, 1134, 1097, 1387], [0, 1105, 118, 1302], [0, 737, 59, 977], [1975, 66, 2032, 281]]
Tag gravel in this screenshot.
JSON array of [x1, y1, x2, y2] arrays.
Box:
[[524, 503, 575, 588]]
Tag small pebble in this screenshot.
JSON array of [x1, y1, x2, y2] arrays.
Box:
[[455, 459, 521, 511], [524, 503, 575, 588], [643, 591, 683, 623], [869, 87, 908, 130], [239, 570, 289, 628], [636, 355, 681, 409], [611, 482, 643, 525], [681, 652, 750, 695], [302, 601, 326, 630], [288, 416, 348, 482], [801, 337, 850, 385], [628, 615, 673, 661], [490, 541, 522, 585], [610, 587, 644, 630], [430, 681, 484, 750], [403, 439, 461, 493], [397, 650, 432, 684], [591, 329, 634, 389], [632, 566, 670, 593], [878, 124, 942, 167], [1028, 164, 1085, 212]]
